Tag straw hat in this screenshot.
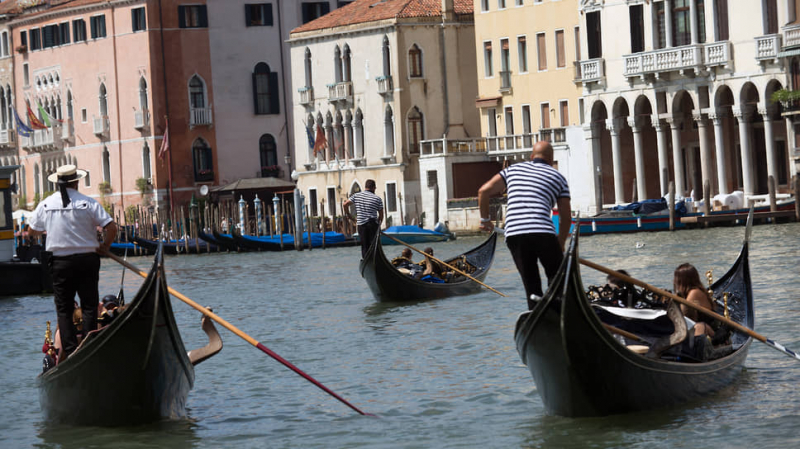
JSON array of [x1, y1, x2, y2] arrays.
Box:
[[47, 164, 88, 184]]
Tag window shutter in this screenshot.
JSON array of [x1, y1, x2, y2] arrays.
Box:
[[265, 4, 274, 26], [252, 72, 259, 114], [269, 72, 279, 114], [199, 6, 209, 28], [245, 5, 251, 27], [178, 6, 186, 28], [131, 9, 136, 30], [90, 18, 96, 38]]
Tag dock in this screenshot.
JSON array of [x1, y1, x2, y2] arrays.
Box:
[[680, 210, 797, 225]]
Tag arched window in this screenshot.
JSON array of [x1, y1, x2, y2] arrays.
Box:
[[304, 48, 312, 88], [189, 75, 206, 109], [342, 44, 352, 82], [142, 142, 151, 180], [354, 108, 364, 160], [384, 106, 395, 156], [66, 90, 73, 120], [99, 83, 108, 116], [407, 106, 424, 154], [334, 45, 342, 83], [259, 134, 278, 176], [102, 146, 111, 183], [139, 77, 148, 111], [382, 36, 391, 77], [192, 138, 213, 181], [5, 86, 12, 130], [409, 44, 422, 78], [252, 62, 279, 115], [0, 89, 6, 130]]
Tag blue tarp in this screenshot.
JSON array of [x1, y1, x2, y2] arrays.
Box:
[[239, 232, 347, 246], [384, 225, 447, 236], [611, 198, 687, 215]]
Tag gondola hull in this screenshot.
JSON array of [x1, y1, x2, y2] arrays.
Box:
[[359, 232, 497, 302], [38, 247, 194, 425], [133, 237, 216, 254], [514, 222, 754, 417]]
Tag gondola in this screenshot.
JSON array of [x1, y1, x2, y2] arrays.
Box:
[[133, 236, 217, 254], [211, 230, 252, 252], [38, 244, 222, 425], [359, 231, 497, 302], [231, 228, 358, 251], [514, 214, 755, 417]]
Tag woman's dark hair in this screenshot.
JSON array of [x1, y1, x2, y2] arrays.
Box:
[[673, 263, 704, 298]]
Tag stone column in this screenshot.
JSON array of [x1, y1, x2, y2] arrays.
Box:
[[694, 113, 713, 195], [761, 108, 778, 189], [664, 0, 674, 47], [344, 120, 354, 161], [628, 117, 647, 201], [668, 117, 686, 197], [689, 0, 699, 44], [607, 118, 626, 204], [653, 118, 670, 196], [584, 123, 604, 212], [734, 108, 755, 195], [710, 111, 729, 194], [354, 116, 364, 160]]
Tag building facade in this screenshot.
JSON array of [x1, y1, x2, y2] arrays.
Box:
[[207, 0, 351, 186], [5, 0, 218, 213], [578, 0, 797, 212], [289, 0, 478, 227], [0, 14, 19, 208]]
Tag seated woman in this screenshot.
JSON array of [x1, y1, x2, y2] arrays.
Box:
[[391, 248, 414, 270], [416, 247, 447, 282], [673, 263, 716, 338]]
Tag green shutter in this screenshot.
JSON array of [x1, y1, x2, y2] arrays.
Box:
[[269, 72, 279, 114]]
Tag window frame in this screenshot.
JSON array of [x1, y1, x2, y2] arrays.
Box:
[[245, 3, 274, 27], [536, 32, 547, 71], [385, 181, 398, 213], [90, 14, 107, 39], [554, 29, 566, 69], [132, 7, 147, 33], [179, 4, 209, 29], [483, 40, 493, 78], [73, 19, 87, 43], [517, 35, 528, 73], [408, 44, 423, 78]]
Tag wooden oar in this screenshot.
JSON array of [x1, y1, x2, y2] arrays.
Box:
[[380, 232, 506, 297], [106, 253, 374, 416], [580, 258, 800, 363], [116, 245, 128, 305]]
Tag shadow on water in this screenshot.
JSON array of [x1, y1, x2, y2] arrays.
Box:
[[36, 418, 200, 449], [519, 368, 756, 449]]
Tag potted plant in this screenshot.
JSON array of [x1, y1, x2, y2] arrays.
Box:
[[16, 45, 27, 53], [260, 165, 280, 177], [770, 89, 800, 110]]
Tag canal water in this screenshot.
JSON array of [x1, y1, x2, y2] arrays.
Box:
[[2, 223, 800, 448]]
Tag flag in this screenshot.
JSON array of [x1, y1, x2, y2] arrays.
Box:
[[313, 124, 327, 156], [305, 122, 315, 149], [13, 109, 33, 138], [37, 103, 51, 127], [27, 104, 47, 130], [158, 118, 170, 160]]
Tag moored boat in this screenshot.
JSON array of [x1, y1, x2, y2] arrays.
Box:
[[38, 244, 221, 425], [378, 225, 452, 245], [231, 228, 357, 251], [515, 215, 755, 417], [359, 232, 497, 302], [133, 236, 217, 254]]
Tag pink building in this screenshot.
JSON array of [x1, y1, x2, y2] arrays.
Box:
[[4, 0, 218, 213]]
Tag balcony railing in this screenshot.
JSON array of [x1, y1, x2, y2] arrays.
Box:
[[577, 58, 604, 83], [328, 81, 353, 102], [61, 119, 73, 140], [419, 138, 487, 156], [194, 170, 214, 182], [755, 34, 782, 61], [623, 45, 703, 78], [499, 70, 512, 92], [0, 129, 14, 146], [376, 76, 393, 95], [783, 24, 800, 48], [704, 41, 732, 67], [539, 127, 567, 143], [299, 86, 314, 105], [93, 115, 109, 135], [420, 130, 569, 158], [134, 109, 148, 130], [190, 107, 213, 127]]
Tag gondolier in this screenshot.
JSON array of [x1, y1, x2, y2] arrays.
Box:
[[27, 164, 117, 359], [344, 179, 384, 258], [478, 141, 571, 309]]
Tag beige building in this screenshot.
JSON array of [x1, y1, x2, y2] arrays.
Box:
[[288, 0, 478, 227], [0, 15, 19, 208], [579, 0, 798, 211]]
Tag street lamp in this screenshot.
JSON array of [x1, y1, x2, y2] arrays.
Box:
[[284, 154, 292, 178]]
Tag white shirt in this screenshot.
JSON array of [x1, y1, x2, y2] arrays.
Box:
[[28, 188, 113, 256]]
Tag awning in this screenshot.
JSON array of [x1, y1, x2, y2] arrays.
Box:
[[211, 177, 296, 193], [777, 48, 800, 58], [475, 96, 502, 109]]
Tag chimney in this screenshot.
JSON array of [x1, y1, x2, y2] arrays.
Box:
[[442, 0, 455, 21]]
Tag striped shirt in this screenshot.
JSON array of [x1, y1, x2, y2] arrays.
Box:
[[349, 190, 384, 225], [500, 160, 570, 237]]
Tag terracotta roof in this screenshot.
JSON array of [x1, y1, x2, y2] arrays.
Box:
[[0, 0, 108, 18], [291, 0, 472, 34]]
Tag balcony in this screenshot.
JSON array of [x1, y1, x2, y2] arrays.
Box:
[[539, 127, 567, 144], [299, 86, 314, 106], [419, 138, 487, 157], [623, 45, 703, 79], [61, 119, 74, 140], [783, 24, 800, 48], [134, 109, 149, 130], [499, 70, 512, 93], [0, 129, 14, 146], [190, 107, 213, 128], [260, 166, 280, 178], [704, 41, 732, 68], [93, 115, 109, 135], [576, 58, 604, 83], [755, 34, 781, 62], [327, 81, 353, 103], [194, 170, 214, 182], [376, 76, 393, 96], [21, 127, 59, 150]]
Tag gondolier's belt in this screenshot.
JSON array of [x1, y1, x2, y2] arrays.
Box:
[[51, 252, 97, 260]]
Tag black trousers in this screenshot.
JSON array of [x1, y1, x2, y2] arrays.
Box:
[[506, 233, 563, 308], [50, 253, 101, 355], [358, 221, 380, 258]]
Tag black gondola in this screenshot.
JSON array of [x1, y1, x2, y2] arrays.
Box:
[[359, 232, 497, 302], [133, 236, 217, 254], [514, 215, 754, 417], [231, 228, 359, 251], [38, 244, 220, 425], [211, 230, 252, 252]]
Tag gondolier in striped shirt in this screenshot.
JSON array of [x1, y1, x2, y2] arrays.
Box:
[[27, 164, 117, 359], [478, 141, 571, 310], [344, 179, 384, 257]]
